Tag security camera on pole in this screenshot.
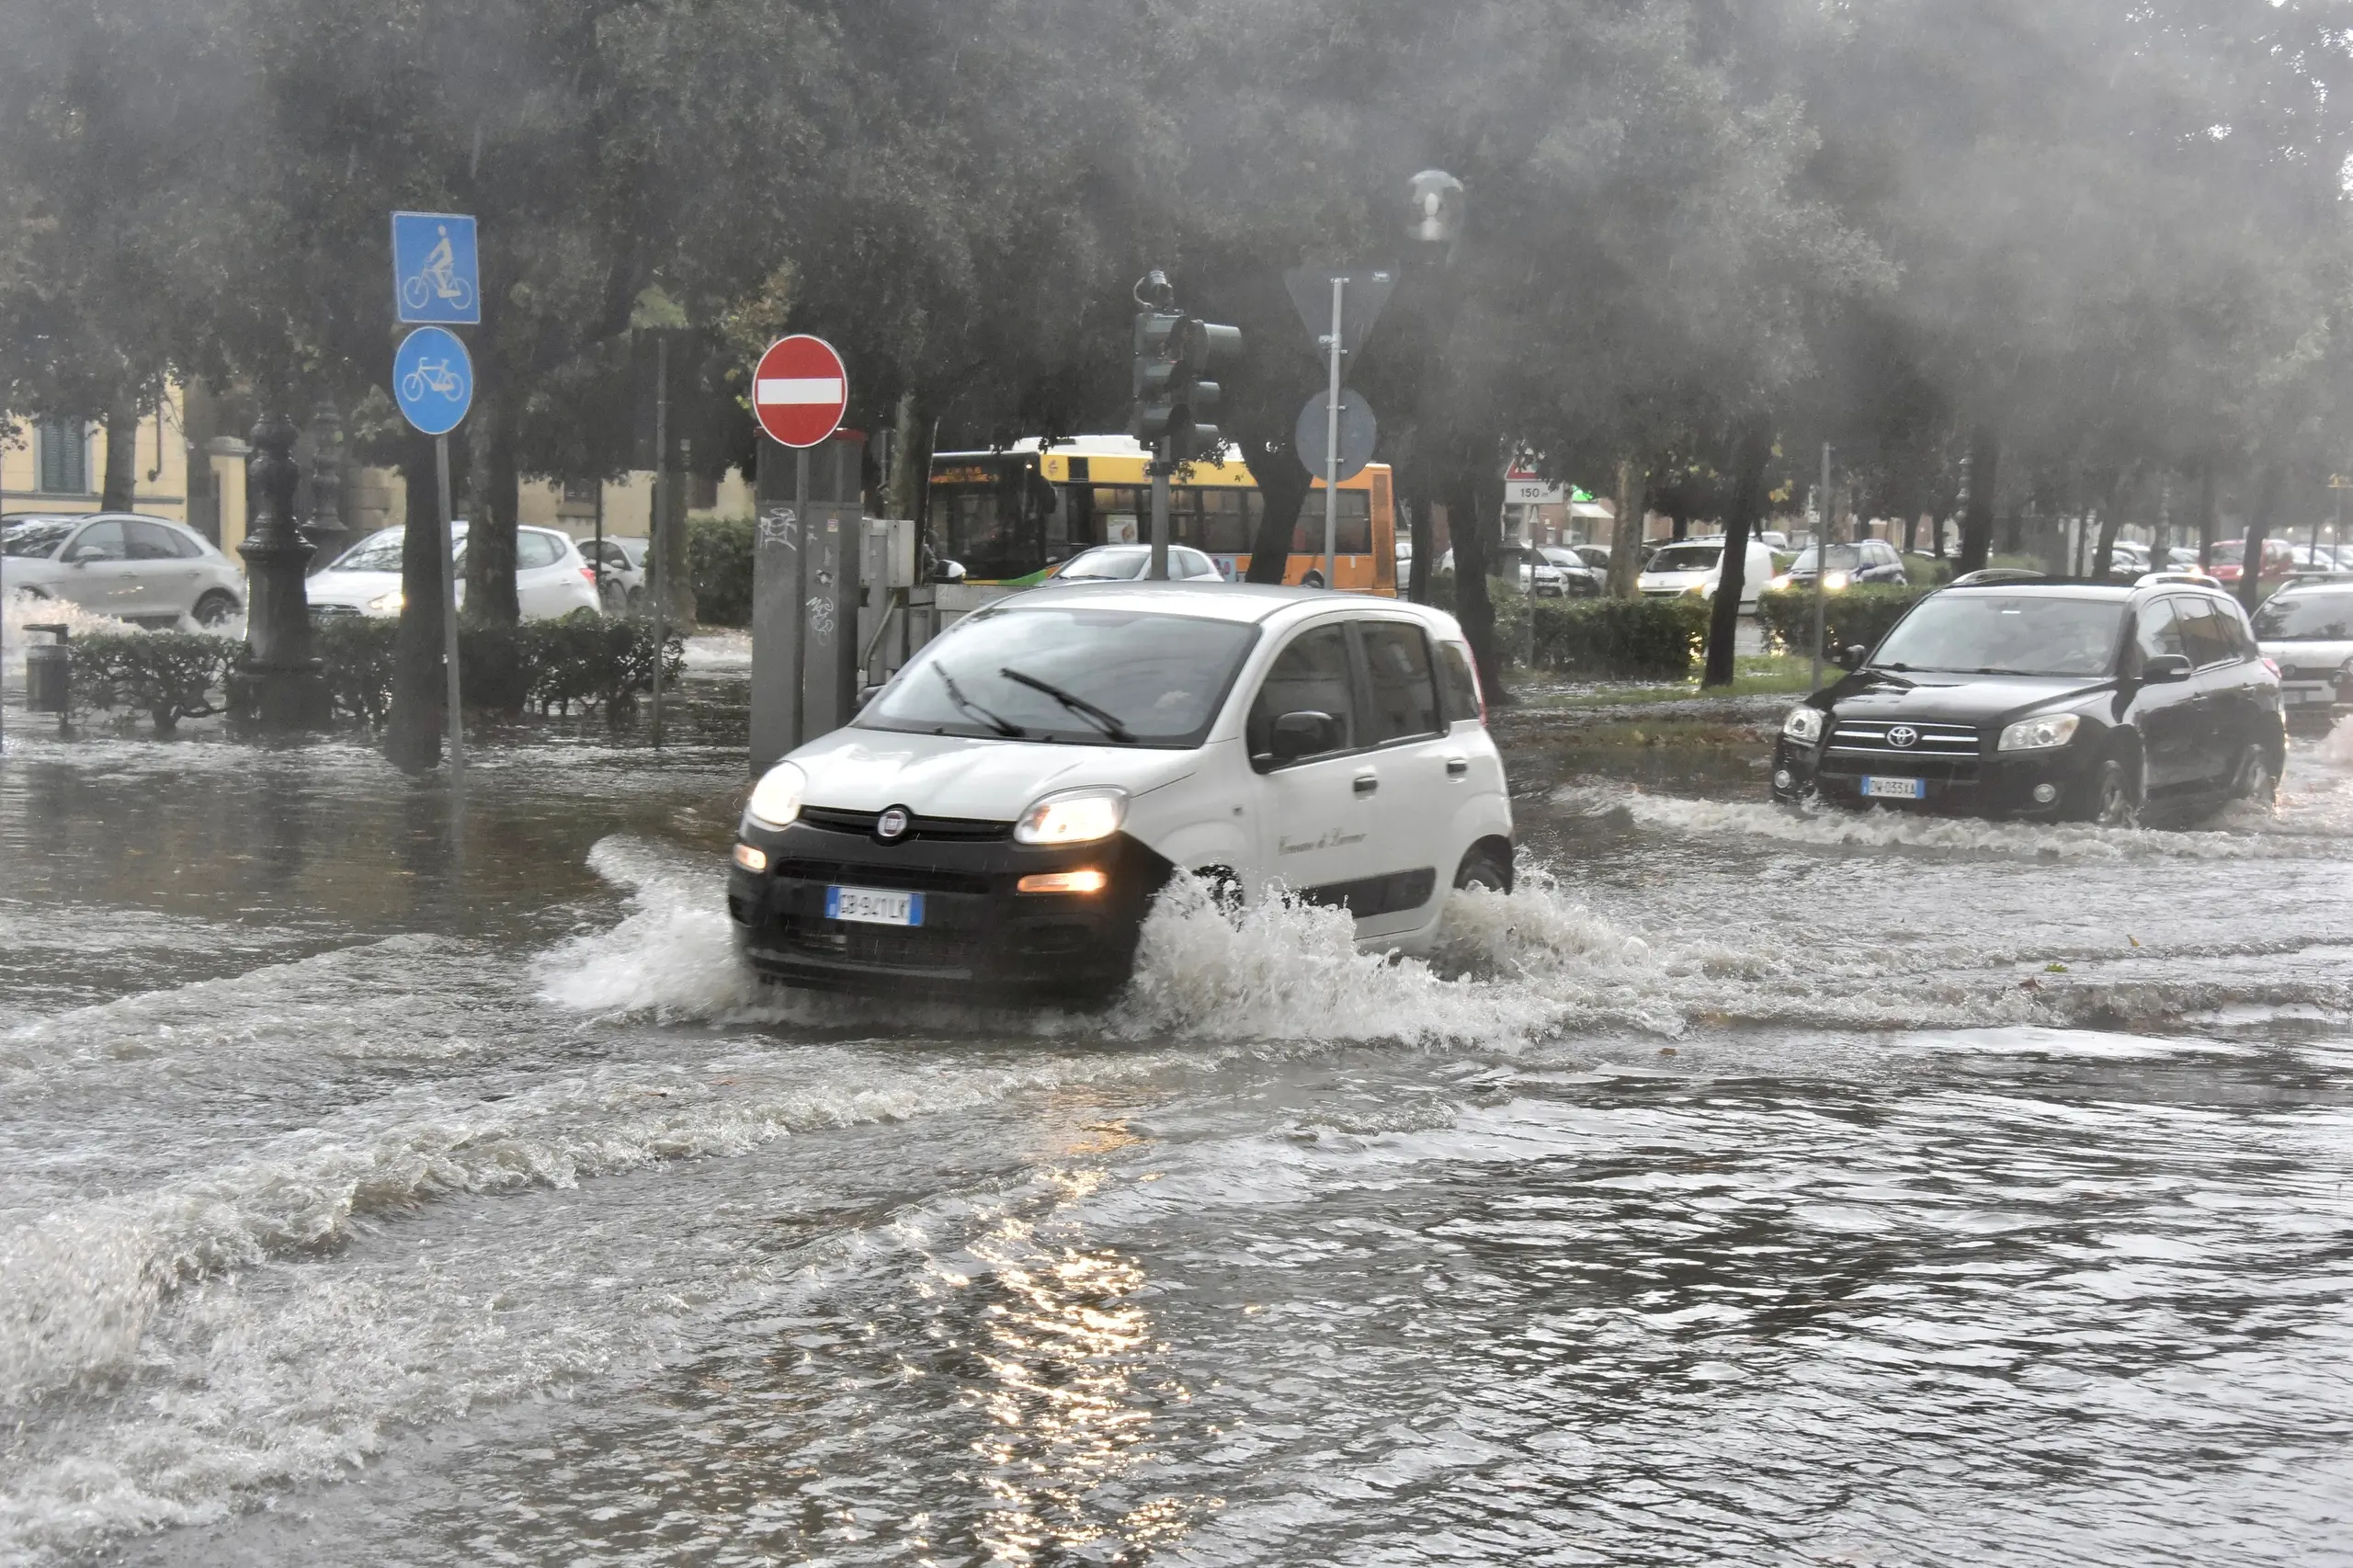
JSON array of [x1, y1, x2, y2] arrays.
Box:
[[1130, 270, 1242, 580]]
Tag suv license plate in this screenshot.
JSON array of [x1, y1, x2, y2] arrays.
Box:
[[825, 886, 923, 926], [1862, 775, 1926, 800]]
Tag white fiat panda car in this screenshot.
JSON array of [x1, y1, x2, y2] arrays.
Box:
[[727, 583, 1513, 1000]]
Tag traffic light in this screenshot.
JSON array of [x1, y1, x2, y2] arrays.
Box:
[[1133, 312, 1243, 460]]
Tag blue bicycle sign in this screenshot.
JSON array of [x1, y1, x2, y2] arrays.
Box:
[[392, 326, 473, 436], [391, 210, 480, 325]]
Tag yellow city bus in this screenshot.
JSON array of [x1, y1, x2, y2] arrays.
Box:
[[928, 437, 1396, 593]]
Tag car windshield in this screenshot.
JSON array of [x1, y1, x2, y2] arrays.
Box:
[[1057, 548, 1150, 581], [1790, 544, 1861, 572], [860, 606, 1259, 747], [2253, 590, 2353, 641], [1535, 548, 1581, 567], [2, 519, 76, 558], [2211, 542, 2245, 565], [1647, 543, 1722, 573], [1871, 593, 2125, 676], [332, 528, 467, 573]]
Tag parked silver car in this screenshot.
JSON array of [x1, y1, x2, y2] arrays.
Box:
[[1, 512, 246, 628]]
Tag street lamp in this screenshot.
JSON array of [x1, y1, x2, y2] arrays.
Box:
[[1408, 169, 1466, 250]]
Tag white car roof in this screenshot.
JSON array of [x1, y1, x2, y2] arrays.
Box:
[[1009, 580, 1464, 633]]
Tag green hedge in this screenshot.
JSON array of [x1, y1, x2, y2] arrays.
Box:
[[1756, 584, 1927, 656], [70, 631, 240, 733], [66, 617, 684, 734], [1530, 596, 1710, 679], [689, 515, 754, 627]]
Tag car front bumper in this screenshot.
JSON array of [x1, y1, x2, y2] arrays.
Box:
[[1770, 735, 2099, 818], [727, 814, 1173, 1000]]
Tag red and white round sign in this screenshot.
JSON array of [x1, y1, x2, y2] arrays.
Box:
[[751, 335, 847, 449]]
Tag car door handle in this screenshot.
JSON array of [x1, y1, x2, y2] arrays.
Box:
[[1444, 755, 1469, 777], [1353, 771, 1380, 796]]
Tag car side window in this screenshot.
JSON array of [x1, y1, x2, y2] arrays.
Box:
[[2214, 599, 2257, 659], [516, 531, 564, 570], [65, 520, 127, 562], [1359, 621, 1441, 744], [125, 520, 185, 561], [1437, 641, 1482, 724], [2174, 596, 2232, 667], [1247, 624, 1356, 761], [2134, 598, 2187, 665]]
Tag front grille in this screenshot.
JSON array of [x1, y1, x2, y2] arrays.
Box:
[[769, 858, 993, 896], [1823, 720, 1983, 782], [766, 916, 981, 975], [798, 806, 1011, 842]]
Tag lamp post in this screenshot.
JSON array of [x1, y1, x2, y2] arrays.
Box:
[[235, 413, 328, 728], [1404, 170, 1464, 608]]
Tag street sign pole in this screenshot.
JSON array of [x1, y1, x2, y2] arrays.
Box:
[[793, 444, 810, 743], [651, 332, 667, 749], [1810, 443, 1833, 693], [1324, 277, 1344, 589], [436, 434, 464, 835]]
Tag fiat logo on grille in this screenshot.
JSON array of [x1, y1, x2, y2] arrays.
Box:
[[1886, 724, 1919, 748], [875, 806, 911, 842]]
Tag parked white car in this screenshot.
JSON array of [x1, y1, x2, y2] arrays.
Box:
[[1636, 536, 1779, 608], [583, 536, 649, 613], [2, 512, 247, 628], [1046, 544, 1226, 583], [729, 584, 1513, 1001], [307, 523, 602, 620]]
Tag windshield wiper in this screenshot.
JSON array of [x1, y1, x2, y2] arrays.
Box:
[[997, 665, 1136, 742], [932, 665, 1024, 737]]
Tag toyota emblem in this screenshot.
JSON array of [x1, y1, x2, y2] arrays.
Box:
[[1885, 724, 1919, 749], [876, 806, 911, 842]]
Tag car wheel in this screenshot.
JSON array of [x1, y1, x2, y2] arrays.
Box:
[[1453, 845, 1513, 894], [2083, 756, 2142, 827], [2228, 742, 2278, 807], [193, 590, 240, 627]]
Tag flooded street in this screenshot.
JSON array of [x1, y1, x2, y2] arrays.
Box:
[[5, 653, 2351, 1567]]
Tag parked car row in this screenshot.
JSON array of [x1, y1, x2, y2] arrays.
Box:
[[1, 513, 659, 628]]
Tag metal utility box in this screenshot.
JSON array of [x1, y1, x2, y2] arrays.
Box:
[[751, 430, 866, 775], [24, 624, 71, 714], [856, 518, 938, 693]]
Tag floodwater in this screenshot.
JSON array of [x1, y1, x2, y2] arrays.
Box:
[[3, 641, 2350, 1567]]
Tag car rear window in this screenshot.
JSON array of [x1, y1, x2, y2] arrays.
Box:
[[517, 531, 565, 569], [2253, 590, 2353, 641]]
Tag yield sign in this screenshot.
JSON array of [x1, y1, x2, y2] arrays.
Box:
[[753, 335, 848, 448]]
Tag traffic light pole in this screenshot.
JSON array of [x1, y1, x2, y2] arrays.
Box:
[[436, 433, 465, 846], [1149, 439, 1172, 581], [1324, 277, 1344, 590]]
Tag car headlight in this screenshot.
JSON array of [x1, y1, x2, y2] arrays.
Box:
[[1998, 713, 2081, 752], [1014, 787, 1128, 846], [1768, 574, 1793, 592], [1693, 580, 1715, 597], [367, 591, 404, 614], [1781, 706, 1824, 744], [1822, 571, 1851, 591], [745, 761, 808, 830]]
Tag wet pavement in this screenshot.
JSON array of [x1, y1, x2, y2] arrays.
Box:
[[3, 639, 2351, 1566]]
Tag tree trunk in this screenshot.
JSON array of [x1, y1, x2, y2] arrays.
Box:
[[100, 383, 142, 510], [2238, 461, 2283, 615], [386, 436, 447, 774], [1238, 426, 1312, 586], [657, 465, 696, 622], [1404, 460, 1436, 604], [1607, 454, 1646, 597], [1703, 420, 1772, 688], [1444, 448, 1504, 699], [886, 389, 933, 521], [1956, 425, 1999, 574], [1902, 507, 1918, 554], [2197, 461, 2218, 567], [463, 392, 520, 626], [2088, 469, 2128, 583]]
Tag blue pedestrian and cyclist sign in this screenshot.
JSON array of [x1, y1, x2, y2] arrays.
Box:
[[391, 210, 480, 324], [393, 326, 473, 436]]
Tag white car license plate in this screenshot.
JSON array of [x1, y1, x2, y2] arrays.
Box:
[[825, 886, 922, 926], [1861, 775, 1926, 800], [2290, 687, 2334, 704]]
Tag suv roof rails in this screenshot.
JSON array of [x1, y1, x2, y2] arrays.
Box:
[[1948, 567, 2045, 586], [2134, 569, 2226, 589]]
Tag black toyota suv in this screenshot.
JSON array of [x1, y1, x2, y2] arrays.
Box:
[[1771, 582, 2284, 824]]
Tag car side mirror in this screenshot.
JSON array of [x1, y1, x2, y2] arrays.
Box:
[[1832, 642, 1866, 671], [2139, 653, 2192, 684], [1268, 710, 1340, 763], [937, 559, 967, 584]]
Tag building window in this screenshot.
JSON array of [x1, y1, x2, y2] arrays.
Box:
[[562, 478, 598, 504], [38, 421, 90, 494]]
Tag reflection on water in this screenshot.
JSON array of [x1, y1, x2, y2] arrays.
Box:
[[2, 665, 2350, 1566]]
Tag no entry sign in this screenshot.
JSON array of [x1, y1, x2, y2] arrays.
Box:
[[753, 335, 848, 448]]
